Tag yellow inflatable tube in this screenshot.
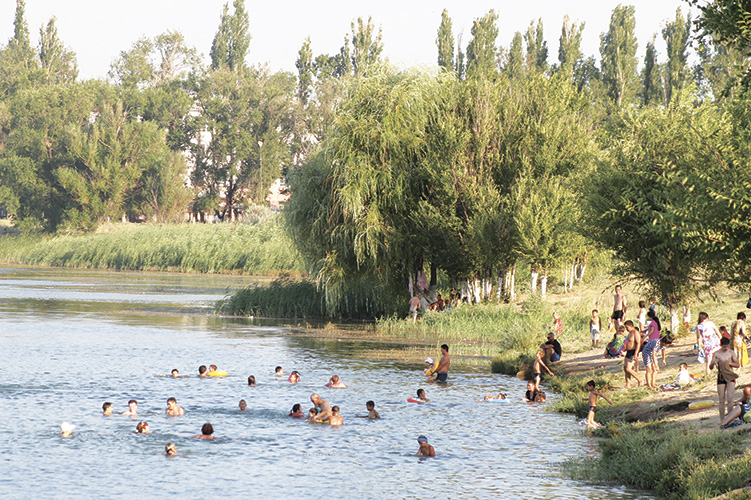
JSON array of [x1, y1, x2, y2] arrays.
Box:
[[207, 370, 228, 377], [688, 400, 714, 410]]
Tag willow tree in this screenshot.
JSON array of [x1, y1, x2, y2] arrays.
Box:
[[285, 67, 466, 313]]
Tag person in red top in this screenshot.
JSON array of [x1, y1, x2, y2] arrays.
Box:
[[553, 312, 563, 336]]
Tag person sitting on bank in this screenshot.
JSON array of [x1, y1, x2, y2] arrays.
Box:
[[541, 332, 562, 363], [428, 294, 446, 311]]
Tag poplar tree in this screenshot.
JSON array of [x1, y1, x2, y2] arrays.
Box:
[[524, 19, 548, 71], [296, 37, 313, 104], [641, 36, 663, 106], [436, 9, 455, 70], [600, 5, 638, 107], [466, 10, 499, 79], [558, 15, 584, 76], [210, 0, 250, 72], [662, 7, 691, 104], [39, 17, 78, 84], [506, 32, 524, 79], [350, 17, 383, 76]]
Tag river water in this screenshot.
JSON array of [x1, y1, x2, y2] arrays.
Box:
[[0, 266, 646, 499]]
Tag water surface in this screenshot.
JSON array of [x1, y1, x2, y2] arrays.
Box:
[[0, 266, 644, 499]]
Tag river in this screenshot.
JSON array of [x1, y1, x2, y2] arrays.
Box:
[[0, 266, 647, 499]]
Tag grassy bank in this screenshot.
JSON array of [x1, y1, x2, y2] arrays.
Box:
[[565, 421, 751, 499], [0, 217, 303, 274]]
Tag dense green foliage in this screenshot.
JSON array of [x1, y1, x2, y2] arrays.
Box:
[[566, 422, 751, 499], [0, 217, 302, 274]]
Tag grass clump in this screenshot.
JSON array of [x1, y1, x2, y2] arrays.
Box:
[[565, 421, 751, 499], [0, 217, 303, 274]]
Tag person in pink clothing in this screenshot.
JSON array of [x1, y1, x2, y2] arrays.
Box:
[[697, 312, 721, 375]]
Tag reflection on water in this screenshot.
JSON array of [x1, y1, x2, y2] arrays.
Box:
[[0, 267, 646, 499]]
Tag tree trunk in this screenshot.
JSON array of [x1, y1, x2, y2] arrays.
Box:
[[429, 262, 438, 303], [497, 274, 503, 301], [540, 273, 548, 299], [473, 279, 481, 304], [510, 264, 516, 301], [531, 269, 539, 295], [670, 306, 680, 335], [563, 266, 569, 293]]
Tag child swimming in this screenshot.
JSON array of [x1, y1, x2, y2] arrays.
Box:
[[329, 406, 343, 426], [325, 375, 347, 388], [288, 371, 301, 383], [416, 435, 435, 457], [356, 400, 380, 419], [288, 403, 304, 418], [239, 399, 248, 412]]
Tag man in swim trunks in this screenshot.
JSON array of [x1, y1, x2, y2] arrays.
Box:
[[710, 337, 740, 421], [612, 285, 627, 330], [166, 397, 185, 416], [310, 393, 333, 422], [122, 399, 138, 416], [623, 321, 641, 389], [533, 349, 554, 390], [430, 344, 450, 382]]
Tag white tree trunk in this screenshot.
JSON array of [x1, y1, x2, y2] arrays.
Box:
[[577, 264, 586, 281], [540, 273, 548, 299], [570, 264, 576, 289], [497, 275, 503, 300], [510, 265, 516, 301], [473, 279, 482, 303], [531, 271, 539, 295]]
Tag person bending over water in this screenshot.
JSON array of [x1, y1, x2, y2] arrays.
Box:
[[136, 421, 151, 434], [166, 397, 184, 416], [288, 403, 304, 418], [329, 406, 343, 426], [123, 399, 138, 416], [416, 435, 435, 457], [356, 400, 380, 419], [194, 423, 217, 440], [326, 375, 347, 388], [102, 402, 113, 416]]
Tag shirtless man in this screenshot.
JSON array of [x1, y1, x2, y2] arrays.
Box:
[[709, 337, 740, 421], [122, 399, 138, 416], [612, 285, 628, 330], [165, 397, 185, 416], [102, 402, 113, 416], [409, 293, 421, 324], [623, 321, 641, 389], [310, 393, 333, 422], [430, 344, 450, 382]]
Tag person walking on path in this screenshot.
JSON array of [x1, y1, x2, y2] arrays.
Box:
[[612, 285, 628, 330]]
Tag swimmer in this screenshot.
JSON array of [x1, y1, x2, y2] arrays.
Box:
[[306, 407, 319, 421], [275, 366, 284, 377], [416, 435, 435, 457], [166, 397, 185, 416], [122, 399, 138, 416], [325, 375, 347, 388], [136, 421, 151, 434], [198, 365, 208, 378], [165, 442, 177, 457], [239, 399, 248, 412], [584, 380, 613, 429], [102, 402, 113, 416], [310, 393, 333, 422], [524, 381, 539, 402], [288, 371, 301, 383], [171, 369, 180, 378], [533, 349, 554, 391], [209, 364, 218, 372], [477, 393, 507, 401], [329, 406, 343, 426], [288, 403, 304, 418], [193, 423, 217, 440], [356, 400, 380, 419], [415, 388, 430, 402], [247, 375, 256, 386], [60, 422, 75, 437]]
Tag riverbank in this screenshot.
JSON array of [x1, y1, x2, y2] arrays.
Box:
[[0, 218, 303, 275]]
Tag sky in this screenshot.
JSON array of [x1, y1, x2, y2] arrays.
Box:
[[0, 0, 694, 81]]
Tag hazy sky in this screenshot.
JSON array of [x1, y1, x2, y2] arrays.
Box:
[[0, 1, 693, 80]]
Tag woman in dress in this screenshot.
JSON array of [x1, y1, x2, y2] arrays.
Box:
[[697, 312, 721, 374]]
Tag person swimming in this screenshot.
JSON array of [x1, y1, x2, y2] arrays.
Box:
[[166, 397, 184, 416], [288, 371, 301, 383], [198, 365, 208, 378], [136, 421, 150, 434], [194, 423, 217, 440], [165, 442, 177, 456], [288, 403, 304, 418], [122, 399, 138, 416], [275, 366, 284, 377], [247, 375, 256, 386], [329, 406, 343, 426], [102, 402, 113, 416], [60, 422, 75, 437], [355, 400, 380, 419], [477, 393, 507, 401], [325, 375, 347, 388]]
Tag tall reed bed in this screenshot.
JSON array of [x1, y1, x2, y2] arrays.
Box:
[[565, 422, 751, 499], [0, 219, 303, 274]]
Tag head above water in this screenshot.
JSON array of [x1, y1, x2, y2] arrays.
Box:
[[209, 364, 217, 372], [167, 397, 177, 405], [201, 423, 214, 436], [366, 400, 375, 409], [275, 366, 283, 374], [247, 375, 256, 386], [331, 406, 340, 415], [417, 435, 428, 444], [60, 422, 75, 437], [171, 369, 179, 377], [198, 365, 207, 375], [102, 402, 112, 414], [310, 393, 322, 405], [165, 442, 177, 456], [330, 375, 340, 383], [291, 403, 301, 413], [239, 399, 247, 410], [136, 421, 150, 434], [417, 389, 426, 398]]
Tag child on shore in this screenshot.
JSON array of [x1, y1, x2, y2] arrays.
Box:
[[584, 380, 612, 429], [533, 350, 554, 391], [356, 400, 380, 419], [329, 406, 343, 426], [590, 310, 602, 348], [416, 435, 435, 457]]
